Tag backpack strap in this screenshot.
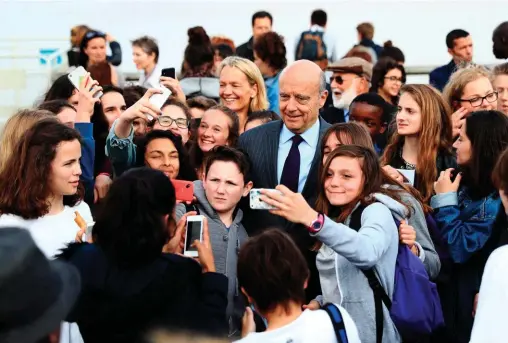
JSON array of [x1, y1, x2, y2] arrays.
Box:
[[322, 303, 349, 343], [348, 204, 393, 343]]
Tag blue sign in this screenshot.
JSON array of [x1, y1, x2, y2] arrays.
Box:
[[39, 48, 62, 66]]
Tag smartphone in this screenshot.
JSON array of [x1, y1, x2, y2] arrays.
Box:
[[147, 84, 171, 121], [172, 180, 194, 202], [149, 84, 171, 109], [161, 67, 176, 79], [67, 66, 103, 99], [250, 189, 283, 210], [184, 215, 204, 257], [81, 222, 95, 242]]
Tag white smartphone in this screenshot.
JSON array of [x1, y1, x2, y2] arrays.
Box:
[[81, 222, 95, 242], [250, 189, 283, 210], [184, 215, 204, 257], [67, 66, 103, 99], [147, 84, 172, 121]]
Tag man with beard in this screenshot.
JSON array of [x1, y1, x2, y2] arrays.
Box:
[[320, 57, 372, 124]]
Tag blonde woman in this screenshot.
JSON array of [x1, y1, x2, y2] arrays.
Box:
[[218, 56, 269, 133], [492, 62, 508, 115], [0, 109, 54, 174], [443, 64, 497, 138]]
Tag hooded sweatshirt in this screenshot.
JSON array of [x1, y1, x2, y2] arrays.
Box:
[[175, 180, 248, 335], [313, 193, 403, 343]]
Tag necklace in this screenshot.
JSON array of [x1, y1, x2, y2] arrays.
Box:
[[400, 149, 416, 169]]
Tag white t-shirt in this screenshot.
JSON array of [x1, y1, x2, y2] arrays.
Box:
[[0, 201, 92, 258], [470, 245, 508, 343], [235, 306, 361, 343]]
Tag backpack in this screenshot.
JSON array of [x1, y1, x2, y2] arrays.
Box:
[[349, 204, 444, 343], [295, 30, 327, 61], [322, 303, 350, 343]]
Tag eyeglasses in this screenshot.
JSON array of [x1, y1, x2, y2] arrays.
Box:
[[330, 75, 361, 85], [459, 91, 498, 107], [384, 76, 404, 83], [157, 116, 189, 129]]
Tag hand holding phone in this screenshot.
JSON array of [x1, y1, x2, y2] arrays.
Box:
[[172, 180, 194, 203], [250, 189, 283, 210], [68, 66, 103, 99], [184, 215, 204, 257]]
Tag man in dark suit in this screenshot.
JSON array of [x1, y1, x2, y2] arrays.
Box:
[[430, 29, 473, 91], [236, 11, 272, 62], [238, 60, 330, 300]]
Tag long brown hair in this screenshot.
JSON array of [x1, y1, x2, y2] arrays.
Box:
[[316, 145, 411, 224], [0, 118, 84, 219], [381, 84, 453, 203], [320, 123, 430, 213]]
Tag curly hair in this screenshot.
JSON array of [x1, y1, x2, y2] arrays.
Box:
[[253, 32, 287, 72], [0, 118, 84, 219]]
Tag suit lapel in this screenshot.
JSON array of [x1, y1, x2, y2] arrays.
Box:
[[263, 121, 282, 187]]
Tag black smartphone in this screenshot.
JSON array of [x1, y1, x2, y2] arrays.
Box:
[[161, 67, 176, 79]]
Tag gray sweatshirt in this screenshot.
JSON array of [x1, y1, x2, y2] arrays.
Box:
[[314, 193, 403, 343], [175, 180, 248, 335], [395, 187, 441, 279]]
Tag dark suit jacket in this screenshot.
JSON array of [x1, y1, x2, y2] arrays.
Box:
[[320, 106, 346, 125], [429, 60, 457, 91], [236, 37, 254, 62], [238, 118, 331, 249]]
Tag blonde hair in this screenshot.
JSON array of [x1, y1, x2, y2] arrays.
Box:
[[0, 109, 55, 174], [218, 56, 269, 112], [442, 64, 492, 110]]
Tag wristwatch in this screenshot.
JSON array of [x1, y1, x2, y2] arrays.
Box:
[[308, 213, 325, 233]]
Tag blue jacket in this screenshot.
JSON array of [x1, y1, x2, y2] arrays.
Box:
[[76, 123, 95, 206], [265, 73, 281, 115], [431, 188, 504, 343], [429, 60, 457, 92]]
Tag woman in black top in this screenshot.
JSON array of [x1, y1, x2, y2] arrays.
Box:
[[58, 168, 228, 342]]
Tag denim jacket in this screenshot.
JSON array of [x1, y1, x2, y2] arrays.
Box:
[[105, 120, 137, 177], [431, 187, 503, 343], [431, 187, 502, 264]]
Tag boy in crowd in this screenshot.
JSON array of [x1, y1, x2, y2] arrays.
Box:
[[349, 92, 394, 154]]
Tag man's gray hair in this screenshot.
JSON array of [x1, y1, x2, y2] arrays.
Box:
[[319, 71, 327, 94]]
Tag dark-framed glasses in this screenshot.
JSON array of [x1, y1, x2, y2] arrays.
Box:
[[384, 76, 404, 83], [459, 91, 498, 107], [157, 116, 189, 129]]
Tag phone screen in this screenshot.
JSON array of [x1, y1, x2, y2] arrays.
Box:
[[185, 220, 202, 252]]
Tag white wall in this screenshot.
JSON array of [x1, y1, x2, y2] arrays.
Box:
[[0, 0, 507, 110]]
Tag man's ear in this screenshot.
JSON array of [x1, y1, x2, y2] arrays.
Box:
[[242, 181, 254, 197], [379, 123, 387, 134]]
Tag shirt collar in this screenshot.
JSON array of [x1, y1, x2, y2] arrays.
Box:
[[310, 25, 325, 32], [280, 118, 321, 148]]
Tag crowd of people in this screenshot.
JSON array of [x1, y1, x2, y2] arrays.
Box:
[[2, 8, 508, 343]]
